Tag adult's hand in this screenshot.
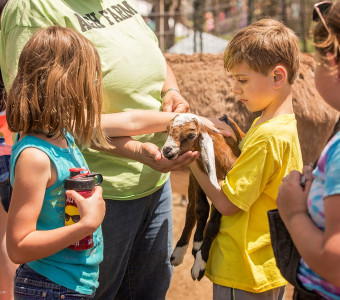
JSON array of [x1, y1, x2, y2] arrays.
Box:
[[162, 63, 190, 113], [162, 90, 190, 113], [136, 142, 199, 173], [276, 170, 312, 225], [92, 137, 198, 172]]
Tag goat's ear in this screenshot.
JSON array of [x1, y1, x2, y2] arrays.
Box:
[[199, 132, 221, 190]]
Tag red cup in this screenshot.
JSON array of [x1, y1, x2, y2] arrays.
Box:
[[64, 168, 103, 250]]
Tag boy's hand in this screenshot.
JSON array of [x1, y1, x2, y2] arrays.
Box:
[[276, 170, 312, 225], [65, 186, 105, 233], [200, 117, 234, 139]]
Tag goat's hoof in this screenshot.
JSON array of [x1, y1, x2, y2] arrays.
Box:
[[170, 245, 188, 266], [192, 241, 203, 257], [191, 250, 206, 281]]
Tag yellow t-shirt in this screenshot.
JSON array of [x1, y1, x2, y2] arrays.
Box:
[[205, 114, 303, 293]]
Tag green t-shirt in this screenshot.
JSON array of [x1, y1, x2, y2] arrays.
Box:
[[0, 0, 169, 200], [206, 114, 303, 292]]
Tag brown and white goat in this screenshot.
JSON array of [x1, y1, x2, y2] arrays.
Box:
[[162, 113, 244, 281]]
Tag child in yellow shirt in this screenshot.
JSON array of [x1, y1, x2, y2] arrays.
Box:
[[190, 18, 303, 300]]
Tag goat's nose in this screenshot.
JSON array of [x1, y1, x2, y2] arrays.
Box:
[[163, 147, 172, 156]]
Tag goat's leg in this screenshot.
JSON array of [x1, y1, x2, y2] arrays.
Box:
[[192, 177, 210, 257], [191, 206, 222, 281], [171, 174, 197, 266]]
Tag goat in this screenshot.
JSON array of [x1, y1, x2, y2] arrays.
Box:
[[162, 113, 244, 281]]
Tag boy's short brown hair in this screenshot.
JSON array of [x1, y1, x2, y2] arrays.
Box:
[[224, 18, 300, 84]]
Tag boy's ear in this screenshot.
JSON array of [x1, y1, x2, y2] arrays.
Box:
[[272, 65, 287, 89]]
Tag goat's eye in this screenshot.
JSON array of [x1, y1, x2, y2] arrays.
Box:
[[187, 133, 196, 140]]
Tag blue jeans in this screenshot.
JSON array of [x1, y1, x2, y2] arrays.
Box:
[[0, 144, 11, 212], [95, 180, 173, 300], [14, 264, 95, 300]]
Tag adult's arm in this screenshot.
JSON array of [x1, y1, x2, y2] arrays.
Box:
[[101, 111, 233, 138], [101, 111, 176, 137], [161, 63, 190, 113], [92, 136, 200, 173], [100, 112, 235, 173]]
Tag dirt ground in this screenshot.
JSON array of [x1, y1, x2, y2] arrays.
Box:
[[167, 170, 294, 300]]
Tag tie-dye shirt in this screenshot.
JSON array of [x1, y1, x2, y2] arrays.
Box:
[[297, 131, 340, 299]]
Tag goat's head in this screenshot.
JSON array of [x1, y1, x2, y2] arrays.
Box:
[[162, 113, 220, 190]]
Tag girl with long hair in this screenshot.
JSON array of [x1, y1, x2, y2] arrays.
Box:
[[6, 25, 110, 299]]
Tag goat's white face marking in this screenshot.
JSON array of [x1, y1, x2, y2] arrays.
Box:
[[172, 113, 202, 127], [162, 136, 180, 160]]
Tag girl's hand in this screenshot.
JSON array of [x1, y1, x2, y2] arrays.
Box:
[[276, 170, 312, 224], [65, 186, 105, 233]]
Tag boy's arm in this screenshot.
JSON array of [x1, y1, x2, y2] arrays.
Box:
[[101, 111, 177, 137], [190, 137, 277, 215], [190, 161, 241, 216]]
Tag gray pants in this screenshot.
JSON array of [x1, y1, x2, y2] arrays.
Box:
[[213, 284, 286, 300]]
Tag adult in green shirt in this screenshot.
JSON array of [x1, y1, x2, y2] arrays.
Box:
[[0, 1, 198, 299]]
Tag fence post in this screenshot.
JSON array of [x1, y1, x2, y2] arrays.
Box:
[[159, 0, 165, 51]]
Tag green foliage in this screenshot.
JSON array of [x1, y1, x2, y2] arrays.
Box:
[[299, 37, 315, 53]]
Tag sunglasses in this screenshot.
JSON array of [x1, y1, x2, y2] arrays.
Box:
[[65, 213, 80, 223], [312, 1, 332, 34]]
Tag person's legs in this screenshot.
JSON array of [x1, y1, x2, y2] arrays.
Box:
[[0, 204, 17, 300], [213, 284, 285, 300], [94, 196, 148, 300], [95, 180, 173, 300]]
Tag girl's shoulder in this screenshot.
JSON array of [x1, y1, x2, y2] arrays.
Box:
[[15, 146, 50, 170], [11, 145, 52, 187]]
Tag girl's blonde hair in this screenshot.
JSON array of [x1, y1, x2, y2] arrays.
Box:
[[313, 1, 340, 65], [6, 26, 110, 148]]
